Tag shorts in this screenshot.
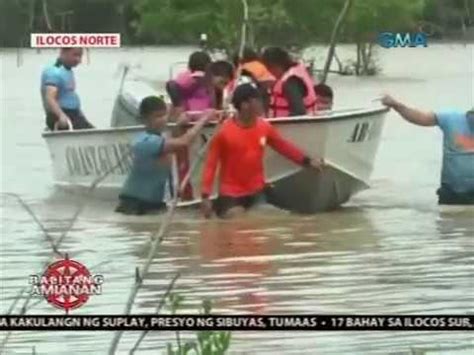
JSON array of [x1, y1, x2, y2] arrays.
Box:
[[213, 191, 265, 218], [46, 109, 94, 130], [115, 195, 167, 215], [437, 184, 474, 205]]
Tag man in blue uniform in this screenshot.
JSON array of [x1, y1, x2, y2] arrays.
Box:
[[382, 94, 474, 205], [40, 47, 93, 130], [115, 96, 215, 215]]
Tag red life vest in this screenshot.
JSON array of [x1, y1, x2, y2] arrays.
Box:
[[270, 63, 317, 117]]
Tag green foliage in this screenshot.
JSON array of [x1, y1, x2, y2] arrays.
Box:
[[345, 0, 425, 42], [165, 294, 232, 355], [0, 0, 470, 48]]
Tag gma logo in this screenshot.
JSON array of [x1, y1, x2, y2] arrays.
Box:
[[378, 32, 428, 48]]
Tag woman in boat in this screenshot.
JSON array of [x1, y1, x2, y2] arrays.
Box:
[[115, 96, 215, 215], [200, 83, 323, 219], [262, 47, 318, 118]]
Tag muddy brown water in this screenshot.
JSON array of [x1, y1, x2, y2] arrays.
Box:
[[1, 44, 473, 354]]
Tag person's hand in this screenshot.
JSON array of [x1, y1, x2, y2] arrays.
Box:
[[202, 109, 217, 123], [169, 106, 185, 122], [57, 113, 72, 130], [310, 157, 324, 172], [380, 94, 399, 109], [176, 112, 190, 126], [201, 198, 213, 219]]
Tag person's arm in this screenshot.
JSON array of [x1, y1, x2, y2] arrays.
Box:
[[162, 110, 215, 153], [200, 132, 222, 218], [166, 81, 185, 108], [44, 86, 71, 129], [282, 77, 307, 116], [200, 132, 221, 199], [381, 94, 436, 127], [267, 123, 323, 170]]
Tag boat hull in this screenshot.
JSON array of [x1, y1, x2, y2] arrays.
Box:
[[42, 107, 388, 213]]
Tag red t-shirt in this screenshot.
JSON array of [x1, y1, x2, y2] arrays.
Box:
[[201, 117, 307, 197]]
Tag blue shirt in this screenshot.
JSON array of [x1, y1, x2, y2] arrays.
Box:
[[41, 62, 81, 111], [436, 110, 474, 193], [120, 131, 170, 203]]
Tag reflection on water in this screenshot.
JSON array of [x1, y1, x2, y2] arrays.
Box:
[[1, 45, 474, 354]]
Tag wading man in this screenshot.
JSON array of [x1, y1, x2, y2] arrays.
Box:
[[200, 83, 323, 219], [382, 94, 474, 205], [116, 96, 215, 215], [40, 47, 94, 131]]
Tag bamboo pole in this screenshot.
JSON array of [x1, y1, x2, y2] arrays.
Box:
[[129, 273, 180, 354], [109, 1, 250, 353], [0, 148, 134, 353], [2, 193, 62, 257], [107, 155, 180, 354]]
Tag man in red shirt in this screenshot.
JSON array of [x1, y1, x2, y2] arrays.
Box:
[[201, 83, 323, 218]]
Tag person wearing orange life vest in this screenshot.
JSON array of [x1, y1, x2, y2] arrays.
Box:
[[233, 47, 275, 84], [228, 47, 275, 114], [262, 47, 317, 117]]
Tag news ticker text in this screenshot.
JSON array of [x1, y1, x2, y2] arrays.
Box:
[[1, 315, 472, 331]]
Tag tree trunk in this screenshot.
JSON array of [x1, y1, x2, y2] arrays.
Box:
[[28, 0, 37, 32], [320, 0, 353, 83], [42, 0, 53, 31], [334, 50, 343, 73], [463, 0, 471, 24], [355, 42, 361, 76], [461, 14, 466, 37]]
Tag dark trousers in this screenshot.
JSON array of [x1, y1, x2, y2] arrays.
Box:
[[115, 195, 167, 215], [437, 184, 474, 205], [212, 184, 279, 218], [46, 109, 94, 130]]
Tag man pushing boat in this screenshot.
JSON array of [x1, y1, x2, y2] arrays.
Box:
[[115, 97, 215, 215], [382, 95, 474, 205], [200, 83, 324, 219]]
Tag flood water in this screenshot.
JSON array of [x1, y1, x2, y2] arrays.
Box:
[[1, 44, 473, 354]]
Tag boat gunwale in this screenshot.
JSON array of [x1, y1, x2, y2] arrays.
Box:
[[41, 106, 389, 138]]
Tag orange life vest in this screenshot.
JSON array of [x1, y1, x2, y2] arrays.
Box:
[[270, 63, 317, 117], [240, 61, 275, 82]]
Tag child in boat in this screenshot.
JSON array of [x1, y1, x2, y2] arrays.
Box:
[[168, 59, 234, 201], [166, 54, 235, 114], [115, 96, 215, 215], [166, 51, 212, 113], [314, 83, 334, 111], [200, 83, 323, 219]]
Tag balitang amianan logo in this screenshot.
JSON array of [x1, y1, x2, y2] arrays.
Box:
[[29, 255, 103, 313]]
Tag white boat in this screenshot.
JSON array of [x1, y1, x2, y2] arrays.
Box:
[[42, 80, 388, 213]]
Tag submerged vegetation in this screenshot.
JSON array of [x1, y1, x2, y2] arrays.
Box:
[[166, 295, 232, 355]]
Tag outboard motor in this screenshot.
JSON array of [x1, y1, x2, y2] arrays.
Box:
[[111, 80, 164, 127]]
